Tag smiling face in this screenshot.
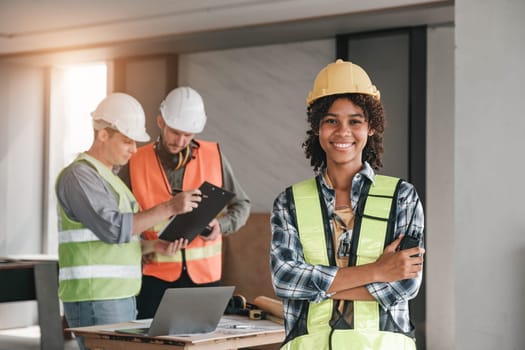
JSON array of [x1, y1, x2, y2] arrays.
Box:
[[318, 98, 373, 170]]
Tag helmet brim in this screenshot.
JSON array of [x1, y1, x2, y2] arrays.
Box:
[[128, 131, 151, 143]]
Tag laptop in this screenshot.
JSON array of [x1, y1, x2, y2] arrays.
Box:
[[116, 286, 234, 336]]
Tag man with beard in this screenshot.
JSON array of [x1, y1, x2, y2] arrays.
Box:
[[119, 87, 251, 319]]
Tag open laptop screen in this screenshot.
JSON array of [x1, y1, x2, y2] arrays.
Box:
[[116, 286, 234, 336]]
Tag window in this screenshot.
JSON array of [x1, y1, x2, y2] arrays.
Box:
[[44, 63, 107, 254]]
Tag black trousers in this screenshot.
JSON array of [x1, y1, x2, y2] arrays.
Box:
[[136, 269, 220, 319]]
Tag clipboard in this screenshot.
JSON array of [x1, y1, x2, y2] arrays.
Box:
[[158, 181, 234, 243]]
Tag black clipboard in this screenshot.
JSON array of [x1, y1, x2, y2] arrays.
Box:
[[158, 182, 234, 243]]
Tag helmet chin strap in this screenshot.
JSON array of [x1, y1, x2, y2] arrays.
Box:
[[155, 138, 193, 170]]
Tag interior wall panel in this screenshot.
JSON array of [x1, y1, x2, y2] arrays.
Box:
[[178, 39, 335, 212]]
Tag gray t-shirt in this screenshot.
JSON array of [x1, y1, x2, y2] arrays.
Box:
[[56, 160, 134, 244]]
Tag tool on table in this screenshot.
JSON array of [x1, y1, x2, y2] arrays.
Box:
[[225, 294, 284, 325], [253, 296, 284, 319]]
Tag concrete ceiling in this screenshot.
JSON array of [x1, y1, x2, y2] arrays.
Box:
[[0, 0, 453, 65]]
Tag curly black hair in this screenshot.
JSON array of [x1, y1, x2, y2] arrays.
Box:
[[303, 93, 385, 172]]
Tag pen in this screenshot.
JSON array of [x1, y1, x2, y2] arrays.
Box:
[[171, 189, 208, 198], [232, 324, 253, 329]]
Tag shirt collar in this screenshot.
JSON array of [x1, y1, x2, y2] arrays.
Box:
[[316, 162, 377, 216], [317, 161, 376, 190], [360, 161, 376, 183]]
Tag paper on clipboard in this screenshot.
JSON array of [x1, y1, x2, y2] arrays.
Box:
[[158, 182, 234, 243]]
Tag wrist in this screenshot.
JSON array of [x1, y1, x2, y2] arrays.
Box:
[[162, 200, 175, 217], [365, 262, 382, 283]]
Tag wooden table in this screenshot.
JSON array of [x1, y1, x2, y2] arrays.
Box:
[[0, 257, 64, 350], [70, 315, 285, 350]]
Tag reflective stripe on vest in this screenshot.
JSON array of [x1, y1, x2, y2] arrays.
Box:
[[57, 153, 142, 302], [60, 265, 141, 280], [287, 176, 415, 350], [129, 141, 223, 283], [59, 228, 99, 243], [292, 179, 334, 333]]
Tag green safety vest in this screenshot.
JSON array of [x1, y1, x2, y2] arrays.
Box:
[[57, 153, 142, 302], [283, 175, 416, 350]]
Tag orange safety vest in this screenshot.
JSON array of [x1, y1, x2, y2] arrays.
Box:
[[129, 140, 223, 283]]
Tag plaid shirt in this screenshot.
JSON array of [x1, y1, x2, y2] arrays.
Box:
[[270, 162, 424, 342]]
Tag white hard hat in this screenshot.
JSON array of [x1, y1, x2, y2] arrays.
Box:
[[159, 87, 207, 133], [91, 93, 150, 142]]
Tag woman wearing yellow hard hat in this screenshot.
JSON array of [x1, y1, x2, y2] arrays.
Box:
[[270, 59, 425, 350]]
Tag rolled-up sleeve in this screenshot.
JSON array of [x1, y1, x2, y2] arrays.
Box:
[[56, 163, 134, 244], [270, 191, 338, 303], [217, 153, 251, 235]]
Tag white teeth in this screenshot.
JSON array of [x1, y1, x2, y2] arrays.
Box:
[[333, 143, 352, 149]]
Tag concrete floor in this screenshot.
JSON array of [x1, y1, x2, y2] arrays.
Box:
[[0, 326, 79, 350]]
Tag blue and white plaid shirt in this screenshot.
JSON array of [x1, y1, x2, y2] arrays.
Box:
[[270, 162, 424, 342]]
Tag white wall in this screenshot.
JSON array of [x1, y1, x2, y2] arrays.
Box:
[[0, 62, 45, 255], [426, 24, 455, 350], [455, 0, 525, 348], [0, 61, 45, 327], [178, 39, 334, 212]]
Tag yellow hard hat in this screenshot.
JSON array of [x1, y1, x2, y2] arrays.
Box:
[[306, 59, 380, 106]]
